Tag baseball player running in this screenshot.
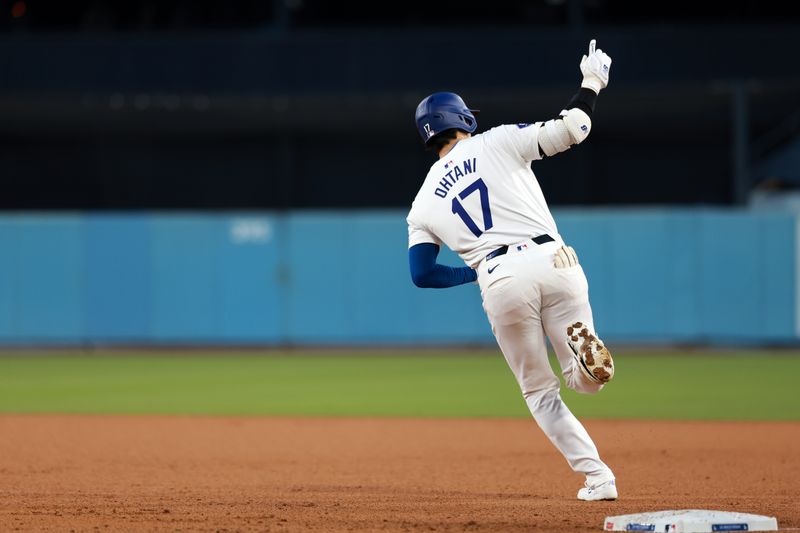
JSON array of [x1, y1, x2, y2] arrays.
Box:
[[406, 40, 616, 501]]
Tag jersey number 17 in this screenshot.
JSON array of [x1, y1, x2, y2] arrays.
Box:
[[452, 178, 493, 238]]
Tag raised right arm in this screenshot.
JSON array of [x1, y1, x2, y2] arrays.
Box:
[[487, 39, 612, 162], [536, 39, 612, 159]]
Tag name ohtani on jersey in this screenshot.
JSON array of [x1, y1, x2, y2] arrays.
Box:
[[407, 125, 560, 268], [433, 158, 477, 198]]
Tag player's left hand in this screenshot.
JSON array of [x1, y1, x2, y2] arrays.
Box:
[[554, 245, 579, 268], [580, 39, 612, 94]]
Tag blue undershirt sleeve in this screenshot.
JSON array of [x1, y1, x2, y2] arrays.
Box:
[[408, 243, 478, 289]]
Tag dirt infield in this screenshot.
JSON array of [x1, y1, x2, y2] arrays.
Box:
[[0, 416, 797, 532]]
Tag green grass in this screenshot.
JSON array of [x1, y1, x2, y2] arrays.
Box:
[[0, 350, 797, 420]]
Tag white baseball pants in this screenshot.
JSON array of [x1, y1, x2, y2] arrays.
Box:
[[477, 238, 614, 487]]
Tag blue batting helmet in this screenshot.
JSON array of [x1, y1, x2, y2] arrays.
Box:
[[415, 92, 479, 145]]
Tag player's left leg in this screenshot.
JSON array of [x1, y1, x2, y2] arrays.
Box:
[[490, 317, 609, 470], [480, 250, 614, 496], [539, 262, 616, 497], [492, 313, 615, 494]]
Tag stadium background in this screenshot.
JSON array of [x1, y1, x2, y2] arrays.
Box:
[[1, 2, 800, 531], [1, 0, 799, 346]]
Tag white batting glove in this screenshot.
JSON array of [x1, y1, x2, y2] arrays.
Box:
[[554, 245, 579, 269], [580, 39, 612, 94]]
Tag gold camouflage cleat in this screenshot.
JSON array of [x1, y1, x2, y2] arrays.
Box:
[[566, 322, 614, 384]]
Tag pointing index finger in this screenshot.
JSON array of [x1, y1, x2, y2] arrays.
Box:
[[589, 39, 596, 54]]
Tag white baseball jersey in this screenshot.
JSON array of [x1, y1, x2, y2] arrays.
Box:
[[407, 124, 562, 268]]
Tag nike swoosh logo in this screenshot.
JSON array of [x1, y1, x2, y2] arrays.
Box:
[[488, 265, 499, 274]]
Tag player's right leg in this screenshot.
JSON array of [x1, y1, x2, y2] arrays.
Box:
[[541, 264, 614, 393]]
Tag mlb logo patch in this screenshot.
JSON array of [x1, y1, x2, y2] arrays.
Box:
[[516, 243, 528, 251]]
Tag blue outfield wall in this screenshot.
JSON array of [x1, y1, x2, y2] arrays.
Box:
[[0, 209, 796, 345]]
